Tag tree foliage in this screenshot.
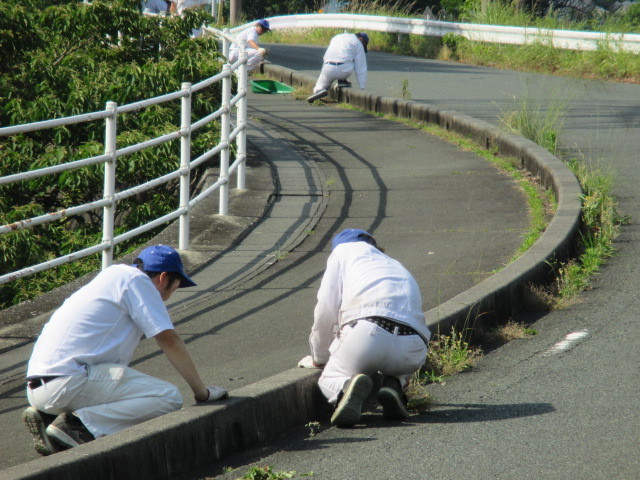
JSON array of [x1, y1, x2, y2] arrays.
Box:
[[0, 0, 223, 307]]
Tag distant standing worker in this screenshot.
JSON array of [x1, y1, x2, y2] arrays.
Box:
[[228, 19, 271, 72], [22, 245, 228, 455], [307, 32, 369, 103], [298, 229, 431, 427]]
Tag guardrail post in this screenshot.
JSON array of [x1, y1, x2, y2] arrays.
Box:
[[220, 63, 231, 215], [237, 44, 247, 189], [102, 101, 117, 269], [179, 82, 192, 250]]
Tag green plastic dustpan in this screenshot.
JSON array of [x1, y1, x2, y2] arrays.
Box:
[[251, 79, 295, 94]]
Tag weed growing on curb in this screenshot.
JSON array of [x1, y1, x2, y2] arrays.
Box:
[[551, 159, 627, 305], [499, 93, 626, 306], [421, 327, 483, 383]]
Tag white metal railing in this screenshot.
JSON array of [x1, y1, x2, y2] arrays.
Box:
[[232, 13, 640, 54], [0, 32, 249, 285]]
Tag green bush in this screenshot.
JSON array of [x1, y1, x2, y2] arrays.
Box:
[[0, 0, 223, 308]]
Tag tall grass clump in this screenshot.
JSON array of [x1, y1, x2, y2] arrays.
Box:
[[500, 92, 625, 306], [553, 159, 626, 302], [500, 89, 566, 154]]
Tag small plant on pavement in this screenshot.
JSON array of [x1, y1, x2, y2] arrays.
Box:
[[235, 466, 313, 479], [419, 327, 483, 384], [478, 320, 537, 344]]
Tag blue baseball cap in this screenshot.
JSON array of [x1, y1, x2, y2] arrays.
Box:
[[356, 32, 369, 53], [257, 19, 270, 30], [331, 228, 377, 251], [134, 245, 196, 288]]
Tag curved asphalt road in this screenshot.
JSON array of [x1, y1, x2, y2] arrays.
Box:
[[202, 44, 640, 479]]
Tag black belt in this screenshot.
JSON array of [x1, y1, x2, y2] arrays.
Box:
[[27, 376, 61, 389], [325, 61, 345, 65], [362, 317, 418, 336]]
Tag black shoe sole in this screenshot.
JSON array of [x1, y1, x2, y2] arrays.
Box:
[[22, 408, 60, 456], [307, 90, 328, 103], [331, 374, 373, 427], [378, 387, 410, 420]]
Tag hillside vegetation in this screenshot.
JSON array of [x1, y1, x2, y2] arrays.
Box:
[[0, 0, 222, 308]]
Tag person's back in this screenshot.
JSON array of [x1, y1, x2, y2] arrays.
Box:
[[323, 33, 364, 63], [329, 241, 425, 331]]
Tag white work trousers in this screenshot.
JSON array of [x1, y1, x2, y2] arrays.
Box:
[[313, 62, 354, 93], [228, 48, 263, 72], [318, 320, 428, 404], [27, 363, 183, 438]]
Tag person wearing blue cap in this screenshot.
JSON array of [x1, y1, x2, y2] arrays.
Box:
[[307, 32, 369, 103], [228, 19, 271, 72], [298, 229, 431, 427], [22, 245, 227, 456]]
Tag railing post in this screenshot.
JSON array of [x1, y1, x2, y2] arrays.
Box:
[[222, 28, 230, 60], [219, 63, 231, 215], [179, 82, 192, 250], [102, 101, 117, 269], [236, 42, 247, 189]]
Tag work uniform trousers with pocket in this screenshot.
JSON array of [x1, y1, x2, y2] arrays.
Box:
[[318, 320, 428, 404], [27, 363, 183, 438], [228, 48, 264, 72], [313, 61, 355, 94]]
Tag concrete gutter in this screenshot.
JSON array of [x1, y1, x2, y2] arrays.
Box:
[[0, 65, 582, 480]]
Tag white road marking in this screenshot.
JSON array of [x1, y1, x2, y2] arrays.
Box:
[[544, 329, 589, 355]]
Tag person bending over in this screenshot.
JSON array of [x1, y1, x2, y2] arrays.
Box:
[[298, 229, 430, 427]]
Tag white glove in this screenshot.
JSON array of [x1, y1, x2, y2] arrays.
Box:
[[297, 355, 321, 369], [201, 386, 228, 402], [258, 47, 268, 58]]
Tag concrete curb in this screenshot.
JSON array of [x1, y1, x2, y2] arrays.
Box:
[[262, 63, 582, 333], [0, 65, 582, 480], [0, 369, 328, 480]]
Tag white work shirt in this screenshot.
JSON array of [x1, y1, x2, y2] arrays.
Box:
[[230, 26, 259, 55], [27, 265, 174, 377], [323, 33, 368, 89], [310, 242, 430, 364]]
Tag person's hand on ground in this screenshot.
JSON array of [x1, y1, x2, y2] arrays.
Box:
[[297, 355, 324, 369]]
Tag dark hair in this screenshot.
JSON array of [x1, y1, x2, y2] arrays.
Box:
[[133, 258, 183, 284]]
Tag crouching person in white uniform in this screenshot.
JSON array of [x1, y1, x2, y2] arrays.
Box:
[[228, 19, 270, 72], [307, 32, 369, 103], [22, 244, 228, 455], [298, 229, 430, 427]]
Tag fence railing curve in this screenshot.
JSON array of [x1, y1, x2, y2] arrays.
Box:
[[0, 32, 249, 286]]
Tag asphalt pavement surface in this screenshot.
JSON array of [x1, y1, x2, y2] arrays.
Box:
[[194, 44, 640, 479]]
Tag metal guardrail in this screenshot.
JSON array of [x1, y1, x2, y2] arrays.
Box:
[[232, 12, 640, 54], [0, 34, 249, 286]]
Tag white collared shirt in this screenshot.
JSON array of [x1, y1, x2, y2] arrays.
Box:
[[27, 265, 174, 377], [322, 33, 368, 89], [310, 242, 430, 364]]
